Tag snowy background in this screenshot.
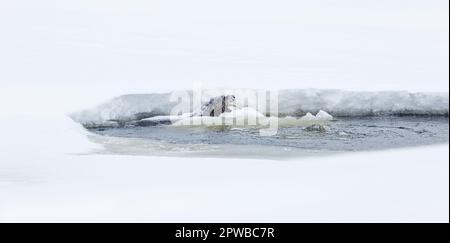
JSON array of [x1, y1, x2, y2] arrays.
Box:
[[0, 0, 448, 222]]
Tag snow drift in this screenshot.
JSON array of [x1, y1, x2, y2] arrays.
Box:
[[70, 89, 449, 127]]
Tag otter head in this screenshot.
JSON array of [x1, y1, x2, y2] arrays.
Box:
[[200, 95, 237, 117], [224, 95, 236, 109]]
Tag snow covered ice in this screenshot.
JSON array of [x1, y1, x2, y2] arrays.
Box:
[[0, 0, 448, 223], [71, 89, 448, 127]]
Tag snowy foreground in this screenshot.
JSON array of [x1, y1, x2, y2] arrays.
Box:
[[0, 114, 448, 222]]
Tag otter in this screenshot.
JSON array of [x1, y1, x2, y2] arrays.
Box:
[[196, 95, 236, 117]]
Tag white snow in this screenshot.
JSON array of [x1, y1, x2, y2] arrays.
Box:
[[278, 89, 449, 117], [1, 1, 448, 92], [71, 90, 448, 126], [0, 114, 448, 222], [70, 93, 178, 126], [299, 110, 333, 121], [220, 107, 266, 119], [315, 110, 334, 120], [141, 115, 186, 123]]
